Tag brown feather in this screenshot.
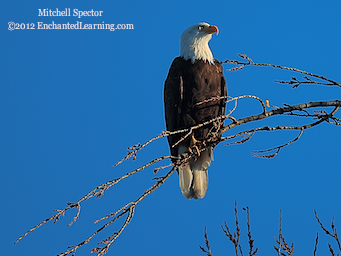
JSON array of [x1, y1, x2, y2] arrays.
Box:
[[164, 57, 227, 199]]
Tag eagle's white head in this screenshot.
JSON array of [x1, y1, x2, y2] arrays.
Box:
[[180, 22, 219, 65]]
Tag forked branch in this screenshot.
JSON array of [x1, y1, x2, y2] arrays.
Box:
[[314, 210, 341, 251], [199, 227, 213, 256], [223, 54, 341, 88], [201, 207, 340, 256]]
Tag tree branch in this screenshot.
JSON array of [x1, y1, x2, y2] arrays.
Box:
[[314, 210, 341, 251], [223, 54, 341, 88], [200, 227, 213, 256], [14, 155, 173, 245]]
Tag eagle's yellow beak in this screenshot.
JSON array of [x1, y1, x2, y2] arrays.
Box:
[[204, 25, 219, 35]]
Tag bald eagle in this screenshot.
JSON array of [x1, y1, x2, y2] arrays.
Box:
[[164, 23, 227, 199]]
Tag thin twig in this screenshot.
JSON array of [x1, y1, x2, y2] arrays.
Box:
[[196, 95, 267, 114], [114, 132, 169, 166], [314, 210, 341, 251], [222, 201, 240, 256], [313, 232, 318, 256], [200, 226, 213, 256], [58, 167, 176, 256], [274, 211, 294, 256], [220, 100, 341, 135], [275, 210, 283, 256], [14, 155, 172, 245], [328, 243, 335, 256], [245, 207, 258, 256], [251, 128, 303, 158], [223, 55, 341, 88]]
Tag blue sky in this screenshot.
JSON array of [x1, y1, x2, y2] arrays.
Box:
[[2, 1, 341, 255]]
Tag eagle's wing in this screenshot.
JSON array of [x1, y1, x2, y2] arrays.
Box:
[[164, 57, 183, 158], [209, 60, 227, 118], [219, 62, 228, 116]]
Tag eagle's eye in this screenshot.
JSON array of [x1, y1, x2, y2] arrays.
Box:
[[198, 25, 205, 31]]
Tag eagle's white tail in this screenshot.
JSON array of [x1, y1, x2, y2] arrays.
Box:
[[178, 146, 212, 199]]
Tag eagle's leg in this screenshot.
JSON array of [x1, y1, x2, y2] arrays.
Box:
[[190, 134, 201, 156]]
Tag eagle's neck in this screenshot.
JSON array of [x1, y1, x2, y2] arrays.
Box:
[[180, 35, 214, 64]]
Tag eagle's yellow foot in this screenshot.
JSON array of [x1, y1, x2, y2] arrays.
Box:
[[190, 134, 200, 156]]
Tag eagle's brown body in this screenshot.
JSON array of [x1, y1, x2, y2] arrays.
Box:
[[164, 57, 227, 199]]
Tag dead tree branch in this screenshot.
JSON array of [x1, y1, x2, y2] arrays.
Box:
[[60, 167, 177, 256], [221, 201, 241, 256], [223, 54, 341, 88], [199, 227, 213, 256], [314, 210, 341, 251], [206, 203, 257, 256], [15, 155, 174, 249], [220, 101, 340, 135], [201, 207, 339, 256], [313, 232, 319, 256], [274, 211, 294, 256], [245, 207, 258, 256]]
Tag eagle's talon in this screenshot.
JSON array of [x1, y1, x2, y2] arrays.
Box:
[[194, 146, 200, 156], [191, 134, 201, 157]]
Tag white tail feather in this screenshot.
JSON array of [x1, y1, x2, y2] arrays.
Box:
[[178, 163, 193, 198], [178, 145, 212, 199], [192, 169, 208, 199]]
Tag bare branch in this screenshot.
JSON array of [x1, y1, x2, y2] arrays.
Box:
[[222, 202, 241, 256], [67, 203, 80, 227], [59, 166, 177, 256], [220, 101, 341, 135], [223, 54, 341, 88], [200, 227, 213, 256], [315, 210, 341, 251], [251, 128, 303, 158], [14, 155, 172, 245], [196, 95, 267, 114], [113, 132, 169, 166], [275, 76, 337, 88], [275, 210, 283, 256], [245, 207, 258, 256], [328, 243, 335, 256], [313, 232, 319, 256]]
